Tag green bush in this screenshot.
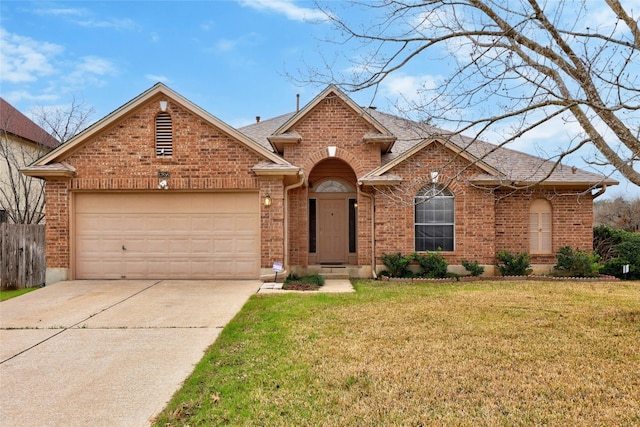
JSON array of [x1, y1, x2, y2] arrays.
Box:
[[496, 251, 533, 276], [412, 252, 449, 278], [381, 252, 412, 278], [461, 259, 485, 276], [594, 225, 640, 280], [552, 246, 600, 277]]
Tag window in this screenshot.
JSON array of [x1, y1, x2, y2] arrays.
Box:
[[415, 184, 455, 251], [349, 198, 357, 253], [155, 112, 172, 156], [309, 199, 317, 253], [530, 199, 552, 253]]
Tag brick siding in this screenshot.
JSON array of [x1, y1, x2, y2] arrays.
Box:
[[44, 95, 283, 272]]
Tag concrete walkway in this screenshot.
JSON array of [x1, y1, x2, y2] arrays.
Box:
[[258, 279, 355, 294], [0, 280, 261, 427]]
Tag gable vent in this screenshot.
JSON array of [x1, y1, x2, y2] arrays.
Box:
[[155, 112, 172, 157]]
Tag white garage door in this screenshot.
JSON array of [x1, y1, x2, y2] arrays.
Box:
[[74, 192, 260, 279]]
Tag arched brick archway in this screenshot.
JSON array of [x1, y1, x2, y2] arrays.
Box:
[[306, 156, 359, 265], [301, 147, 366, 181]]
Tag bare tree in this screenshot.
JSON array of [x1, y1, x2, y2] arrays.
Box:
[[594, 196, 640, 232], [0, 128, 48, 224], [308, 0, 640, 186], [0, 97, 93, 224], [32, 95, 95, 144]]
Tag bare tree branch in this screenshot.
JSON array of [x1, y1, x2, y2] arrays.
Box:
[[309, 0, 640, 186]]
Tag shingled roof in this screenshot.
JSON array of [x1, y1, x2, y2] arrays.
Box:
[[0, 98, 59, 149], [239, 106, 617, 188]]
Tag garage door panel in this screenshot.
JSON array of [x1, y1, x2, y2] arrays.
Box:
[[75, 193, 259, 279]]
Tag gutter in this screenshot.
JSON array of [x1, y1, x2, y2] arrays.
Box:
[[284, 171, 305, 274], [592, 184, 608, 199]]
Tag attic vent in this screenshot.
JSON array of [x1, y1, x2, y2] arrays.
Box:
[[155, 112, 172, 157]]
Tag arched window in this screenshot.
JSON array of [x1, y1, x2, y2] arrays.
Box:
[[155, 112, 172, 157], [530, 199, 552, 253], [415, 184, 455, 251], [312, 179, 354, 193]]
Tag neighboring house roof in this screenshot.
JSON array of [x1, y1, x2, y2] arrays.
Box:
[[30, 83, 292, 170], [240, 96, 618, 189], [0, 98, 59, 149]]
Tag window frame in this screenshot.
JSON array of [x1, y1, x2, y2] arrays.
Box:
[[414, 184, 455, 252]]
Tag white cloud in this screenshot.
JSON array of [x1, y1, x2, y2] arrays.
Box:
[[2, 90, 59, 105], [238, 0, 329, 22], [73, 17, 138, 31], [145, 74, 171, 83], [34, 7, 86, 17], [215, 32, 260, 52], [0, 28, 63, 83], [34, 6, 137, 31], [59, 56, 118, 90]]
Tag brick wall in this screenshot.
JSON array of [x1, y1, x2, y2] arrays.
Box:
[[370, 142, 497, 265], [44, 180, 70, 268], [44, 95, 282, 272], [284, 95, 381, 177], [494, 189, 594, 264], [282, 94, 382, 268]]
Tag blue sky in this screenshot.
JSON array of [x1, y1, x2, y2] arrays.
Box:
[[1, 0, 638, 199]]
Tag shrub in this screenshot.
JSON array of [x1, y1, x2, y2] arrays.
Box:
[[412, 252, 449, 278], [552, 246, 600, 277], [461, 259, 485, 276], [496, 251, 532, 276], [381, 252, 412, 278], [284, 273, 325, 285], [594, 225, 640, 280]]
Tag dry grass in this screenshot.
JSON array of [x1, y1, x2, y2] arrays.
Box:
[[154, 280, 640, 426]]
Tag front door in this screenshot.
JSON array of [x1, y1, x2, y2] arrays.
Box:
[[318, 198, 347, 263]]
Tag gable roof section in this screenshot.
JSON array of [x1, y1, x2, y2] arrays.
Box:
[[31, 83, 290, 168], [266, 85, 396, 153], [0, 98, 59, 149], [360, 109, 617, 188]]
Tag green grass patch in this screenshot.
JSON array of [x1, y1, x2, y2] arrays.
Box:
[[0, 287, 39, 302], [153, 280, 640, 426]]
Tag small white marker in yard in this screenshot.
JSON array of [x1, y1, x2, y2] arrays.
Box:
[[623, 264, 630, 274]]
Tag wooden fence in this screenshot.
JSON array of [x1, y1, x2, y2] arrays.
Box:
[[0, 223, 45, 289]]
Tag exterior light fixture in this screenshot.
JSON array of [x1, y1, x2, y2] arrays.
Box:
[[327, 146, 337, 157], [430, 171, 439, 183], [264, 195, 272, 206], [158, 179, 169, 190], [159, 100, 168, 111]]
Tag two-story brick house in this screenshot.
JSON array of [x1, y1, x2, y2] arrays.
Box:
[[23, 83, 616, 284]]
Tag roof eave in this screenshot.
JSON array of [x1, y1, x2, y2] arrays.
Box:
[[21, 167, 75, 179], [469, 178, 620, 188]]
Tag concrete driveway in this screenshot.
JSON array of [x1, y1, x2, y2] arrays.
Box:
[[0, 279, 261, 427]]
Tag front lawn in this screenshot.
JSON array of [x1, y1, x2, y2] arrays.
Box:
[[153, 280, 640, 426]]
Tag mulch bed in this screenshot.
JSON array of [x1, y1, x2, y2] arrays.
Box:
[[282, 281, 322, 291]]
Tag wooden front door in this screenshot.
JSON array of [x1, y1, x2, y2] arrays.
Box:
[[318, 198, 347, 263]]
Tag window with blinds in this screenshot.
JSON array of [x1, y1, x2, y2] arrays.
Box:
[[530, 199, 552, 253], [415, 184, 455, 252], [155, 112, 172, 157]]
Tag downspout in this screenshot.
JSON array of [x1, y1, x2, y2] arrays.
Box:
[[592, 184, 607, 199], [284, 170, 305, 275], [358, 186, 377, 279]]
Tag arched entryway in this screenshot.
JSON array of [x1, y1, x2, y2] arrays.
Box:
[[308, 159, 358, 265]]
